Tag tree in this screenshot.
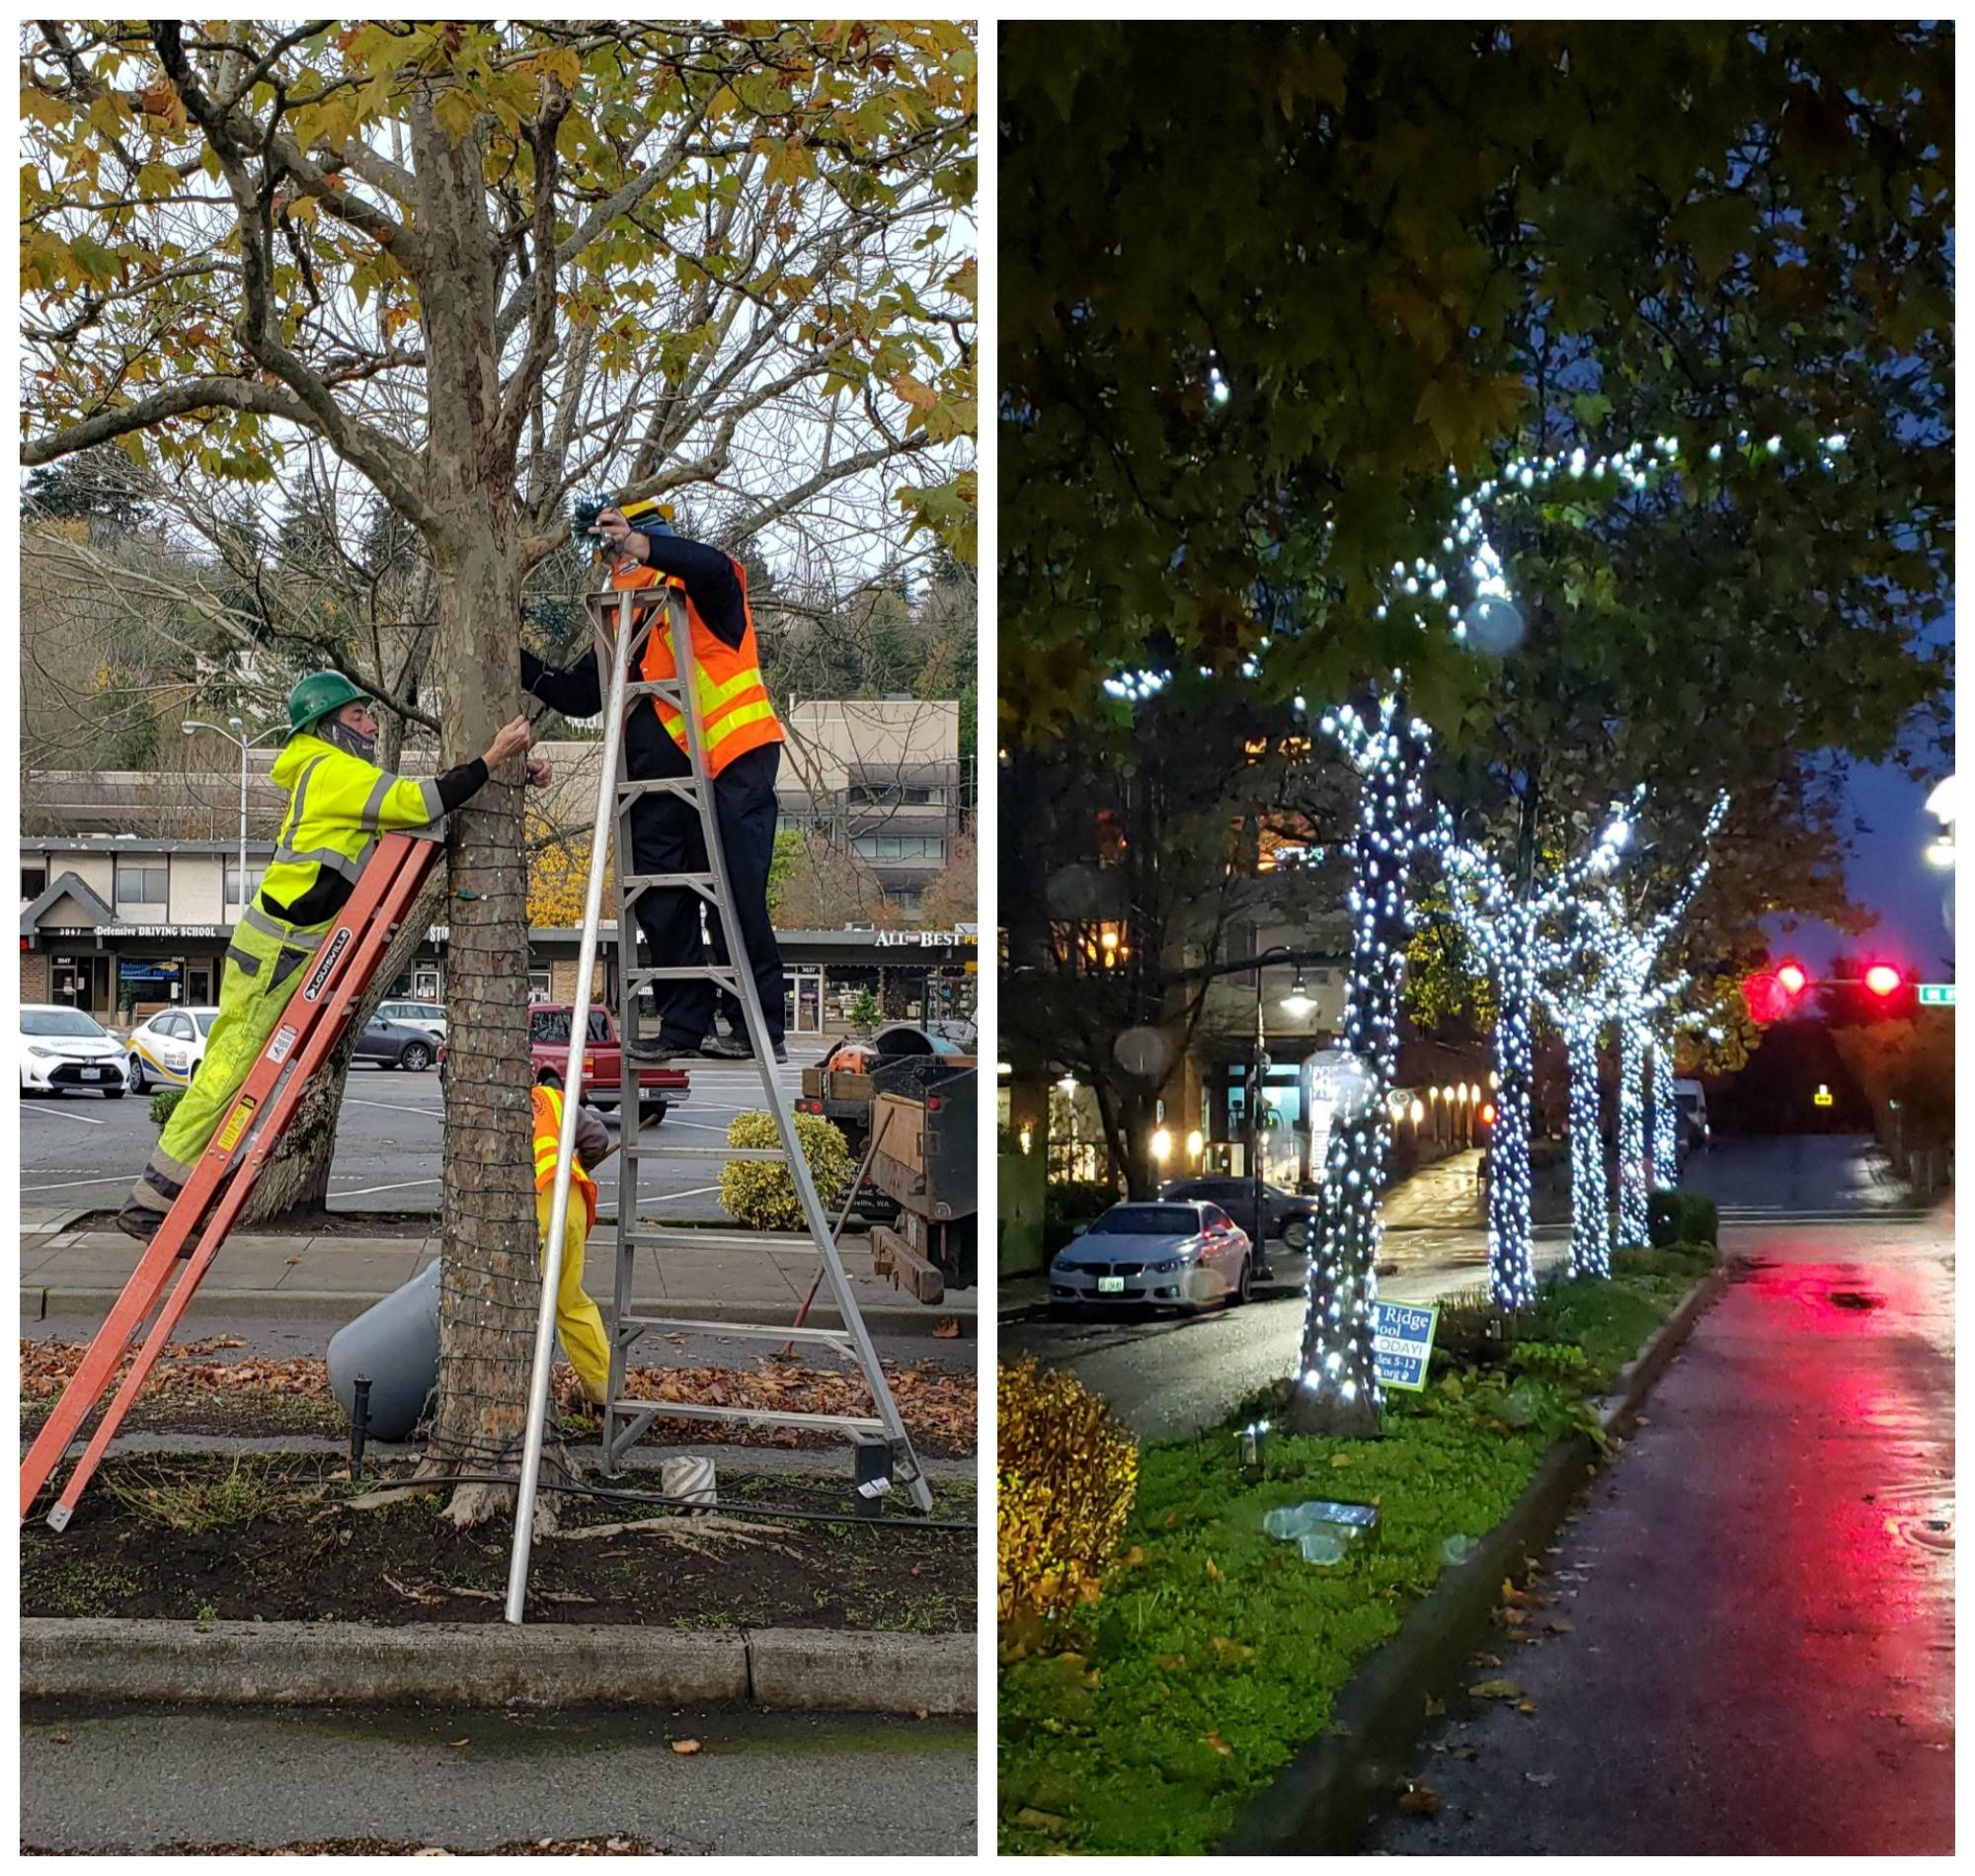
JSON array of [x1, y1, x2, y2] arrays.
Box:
[[918, 828, 977, 926], [23, 21, 975, 1522], [773, 831, 900, 929]]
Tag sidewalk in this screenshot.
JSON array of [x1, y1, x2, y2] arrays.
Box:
[[1368, 1213, 1954, 1854], [20, 1218, 973, 1339]]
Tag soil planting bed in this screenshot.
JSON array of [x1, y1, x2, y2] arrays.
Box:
[[23, 1452, 975, 1632], [21, 1338, 976, 1456]]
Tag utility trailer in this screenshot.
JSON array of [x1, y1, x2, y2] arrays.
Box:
[[864, 1054, 978, 1305]]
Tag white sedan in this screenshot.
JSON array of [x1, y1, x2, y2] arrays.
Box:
[[124, 1006, 221, 1092], [1048, 1200, 1255, 1314], [20, 1004, 129, 1098]]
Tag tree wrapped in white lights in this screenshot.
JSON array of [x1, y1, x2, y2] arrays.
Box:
[[1651, 1027, 1682, 1190], [1287, 692, 1433, 1438], [1582, 793, 1728, 1245], [1437, 809, 1635, 1308], [1537, 966, 1620, 1280]]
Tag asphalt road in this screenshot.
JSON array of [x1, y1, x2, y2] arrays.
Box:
[[20, 1044, 830, 1225], [20, 1701, 976, 1854], [1000, 1228, 1571, 1445], [1368, 1157, 1952, 1854]]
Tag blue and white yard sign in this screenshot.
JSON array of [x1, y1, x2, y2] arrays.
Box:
[[1371, 1299, 1439, 1391]]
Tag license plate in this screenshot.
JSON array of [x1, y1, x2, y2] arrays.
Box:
[[1097, 1276, 1125, 1294], [79, 1067, 103, 1081]]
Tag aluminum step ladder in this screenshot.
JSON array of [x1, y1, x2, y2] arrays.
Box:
[[21, 831, 443, 1528], [505, 584, 931, 1621]]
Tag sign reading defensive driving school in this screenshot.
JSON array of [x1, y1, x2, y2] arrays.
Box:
[[1371, 1299, 1439, 1392]]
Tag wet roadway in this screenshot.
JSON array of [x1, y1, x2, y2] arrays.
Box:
[[1368, 1136, 1953, 1855]]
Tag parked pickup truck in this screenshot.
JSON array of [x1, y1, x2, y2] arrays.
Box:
[[526, 1004, 689, 1118]]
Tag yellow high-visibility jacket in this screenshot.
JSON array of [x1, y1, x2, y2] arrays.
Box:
[[257, 732, 450, 931]]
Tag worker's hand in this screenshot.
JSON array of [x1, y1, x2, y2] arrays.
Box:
[[592, 507, 633, 547], [525, 757, 552, 788], [484, 714, 532, 768]]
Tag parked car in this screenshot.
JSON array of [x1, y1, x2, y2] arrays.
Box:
[[123, 1006, 220, 1092], [1157, 1175, 1321, 1258], [1049, 1200, 1253, 1314], [354, 1014, 438, 1071], [374, 999, 446, 1044], [20, 1004, 128, 1098]]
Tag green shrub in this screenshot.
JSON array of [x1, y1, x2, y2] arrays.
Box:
[[719, 1110, 854, 1230], [1647, 1190, 1719, 1248], [150, 1086, 186, 1128], [1612, 1241, 1717, 1281], [998, 1357, 1138, 1622]]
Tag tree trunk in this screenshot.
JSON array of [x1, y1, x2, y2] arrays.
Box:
[[238, 867, 447, 1222], [1563, 1022, 1611, 1279], [1616, 1017, 1650, 1247], [1650, 1031, 1680, 1190], [1288, 694, 1427, 1439], [1487, 910, 1540, 1311], [409, 101, 541, 1527]]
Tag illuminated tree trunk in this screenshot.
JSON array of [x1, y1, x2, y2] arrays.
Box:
[[1650, 1030, 1680, 1189], [1487, 914, 1540, 1310], [1617, 1016, 1650, 1245], [1563, 1022, 1612, 1278], [1289, 695, 1428, 1440]]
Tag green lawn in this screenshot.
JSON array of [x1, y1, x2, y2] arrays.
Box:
[[997, 1247, 1715, 1855]]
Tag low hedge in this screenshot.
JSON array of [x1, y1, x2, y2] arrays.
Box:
[[1647, 1189, 1718, 1248]]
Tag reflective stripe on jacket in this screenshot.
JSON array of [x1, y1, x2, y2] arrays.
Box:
[[530, 1085, 599, 1232], [257, 732, 446, 926], [609, 562, 783, 775]]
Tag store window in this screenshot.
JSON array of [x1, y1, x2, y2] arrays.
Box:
[[22, 865, 47, 902], [114, 861, 169, 918]]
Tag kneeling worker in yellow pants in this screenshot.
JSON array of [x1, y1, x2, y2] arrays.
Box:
[[118, 672, 540, 1239], [531, 1068, 613, 1406]]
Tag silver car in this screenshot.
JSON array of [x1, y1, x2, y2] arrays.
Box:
[[1049, 1201, 1254, 1314]]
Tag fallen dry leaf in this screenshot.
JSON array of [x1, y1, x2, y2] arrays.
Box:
[[1205, 1731, 1233, 1758], [931, 1315, 960, 1339], [1012, 1809, 1066, 1835], [1205, 1558, 1222, 1583], [1209, 1635, 1254, 1663], [50, 1734, 70, 1746], [1517, 1699, 1539, 1714], [448, 1739, 469, 1749], [671, 1739, 701, 1757], [1467, 1679, 1522, 1700], [1397, 1785, 1440, 1816]]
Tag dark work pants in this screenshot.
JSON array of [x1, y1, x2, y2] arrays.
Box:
[[626, 741, 785, 1047]]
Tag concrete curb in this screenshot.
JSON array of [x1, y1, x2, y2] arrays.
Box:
[[21, 1617, 978, 1717], [22, 1286, 973, 1341], [1221, 1259, 1733, 1856]]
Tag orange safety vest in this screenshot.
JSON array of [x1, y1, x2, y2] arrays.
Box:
[[608, 559, 783, 776], [529, 1085, 598, 1232]]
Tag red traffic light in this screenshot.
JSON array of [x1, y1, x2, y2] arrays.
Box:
[[1776, 960, 1808, 997], [1863, 964, 1903, 997]]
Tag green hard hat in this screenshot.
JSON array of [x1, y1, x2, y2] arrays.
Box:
[[287, 670, 369, 735]]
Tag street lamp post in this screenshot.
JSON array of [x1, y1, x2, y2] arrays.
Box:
[[183, 714, 284, 914], [1253, 945, 1314, 1275]]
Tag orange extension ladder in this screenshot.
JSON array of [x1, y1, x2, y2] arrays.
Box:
[[20, 831, 442, 1529]]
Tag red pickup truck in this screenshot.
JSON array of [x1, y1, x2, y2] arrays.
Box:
[[527, 1004, 688, 1118]]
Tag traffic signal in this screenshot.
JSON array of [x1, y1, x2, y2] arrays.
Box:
[[1776, 961, 1808, 998], [1743, 959, 1812, 1024], [1863, 964, 1903, 998]]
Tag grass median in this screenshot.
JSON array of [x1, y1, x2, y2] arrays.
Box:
[[997, 1243, 1717, 1855]]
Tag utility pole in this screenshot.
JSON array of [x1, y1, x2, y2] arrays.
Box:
[[182, 715, 282, 909]]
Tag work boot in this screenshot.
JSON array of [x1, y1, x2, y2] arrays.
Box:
[[626, 1035, 693, 1064], [114, 1201, 165, 1243], [699, 1034, 790, 1063]]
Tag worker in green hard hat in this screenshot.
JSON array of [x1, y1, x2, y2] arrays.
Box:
[[117, 675, 543, 1240]]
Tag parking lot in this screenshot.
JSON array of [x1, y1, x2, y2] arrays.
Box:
[[22, 1042, 832, 1225]]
